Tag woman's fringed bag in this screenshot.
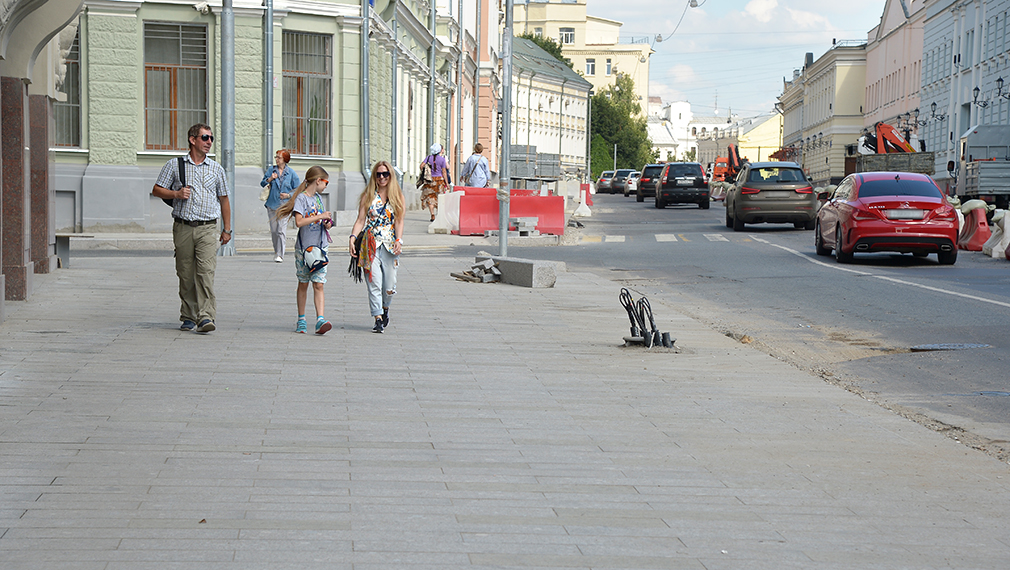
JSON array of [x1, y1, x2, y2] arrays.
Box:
[[348, 230, 375, 283]]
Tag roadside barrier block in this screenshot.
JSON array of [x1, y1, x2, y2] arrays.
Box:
[[958, 208, 991, 251], [457, 193, 565, 236], [474, 255, 565, 288]]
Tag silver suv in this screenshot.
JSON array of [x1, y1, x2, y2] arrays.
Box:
[[725, 162, 816, 231]]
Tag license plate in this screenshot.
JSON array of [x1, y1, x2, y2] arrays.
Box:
[[885, 209, 924, 220], [676, 179, 692, 186]]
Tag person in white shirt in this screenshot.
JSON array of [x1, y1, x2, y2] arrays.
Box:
[[460, 143, 491, 188]]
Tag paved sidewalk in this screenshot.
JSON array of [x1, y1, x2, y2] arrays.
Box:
[[2, 211, 1010, 569]]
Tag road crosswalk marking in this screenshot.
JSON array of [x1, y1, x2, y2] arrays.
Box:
[[655, 234, 678, 242], [704, 234, 729, 242], [604, 235, 626, 242]]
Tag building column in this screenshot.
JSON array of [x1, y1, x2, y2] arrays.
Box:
[[30, 94, 57, 274], [2, 76, 34, 301]]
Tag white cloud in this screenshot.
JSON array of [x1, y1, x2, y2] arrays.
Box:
[[744, 0, 779, 23], [786, 7, 833, 29]]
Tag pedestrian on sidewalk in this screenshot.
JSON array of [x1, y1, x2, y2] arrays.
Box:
[[260, 149, 300, 263], [350, 161, 405, 333], [275, 166, 334, 335], [460, 142, 491, 188], [419, 143, 450, 222], [151, 123, 232, 334]]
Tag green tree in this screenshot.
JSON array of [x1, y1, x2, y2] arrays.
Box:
[[518, 32, 572, 69], [590, 73, 654, 178]]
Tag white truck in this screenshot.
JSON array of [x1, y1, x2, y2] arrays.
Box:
[[953, 125, 1010, 209]]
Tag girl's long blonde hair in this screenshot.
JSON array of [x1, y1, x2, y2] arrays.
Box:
[[275, 165, 328, 220], [358, 161, 405, 222]]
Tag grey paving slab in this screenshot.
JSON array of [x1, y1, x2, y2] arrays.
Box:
[[2, 214, 1010, 568]]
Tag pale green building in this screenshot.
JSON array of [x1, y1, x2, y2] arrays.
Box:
[[55, 0, 460, 232]]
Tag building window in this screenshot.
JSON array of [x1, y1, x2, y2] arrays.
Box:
[[559, 27, 575, 44], [585, 58, 595, 76], [144, 23, 208, 150], [606, 58, 612, 75], [54, 30, 81, 147], [282, 31, 332, 156], [534, 27, 542, 37]]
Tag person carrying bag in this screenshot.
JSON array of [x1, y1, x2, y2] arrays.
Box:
[[460, 143, 491, 188]]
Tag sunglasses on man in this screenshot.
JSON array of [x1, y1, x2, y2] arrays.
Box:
[[195, 134, 214, 142]]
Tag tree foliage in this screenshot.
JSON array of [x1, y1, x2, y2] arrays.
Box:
[[590, 73, 655, 178], [517, 32, 572, 69]]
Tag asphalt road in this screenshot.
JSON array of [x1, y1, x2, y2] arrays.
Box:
[[467, 192, 1010, 458]]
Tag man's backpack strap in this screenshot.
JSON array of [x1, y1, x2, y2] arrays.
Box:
[[162, 156, 186, 207]]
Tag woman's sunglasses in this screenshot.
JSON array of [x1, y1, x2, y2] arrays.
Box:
[[320, 179, 329, 186], [375, 171, 391, 179]]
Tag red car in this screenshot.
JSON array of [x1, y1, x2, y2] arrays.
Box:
[[815, 172, 958, 265]]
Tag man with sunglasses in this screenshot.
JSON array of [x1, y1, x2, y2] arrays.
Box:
[[152, 123, 232, 334]]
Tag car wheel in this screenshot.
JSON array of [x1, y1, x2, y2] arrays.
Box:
[[732, 213, 745, 232], [700, 199, 710, 210], [835, 226, 853, 263], [814, 221, 831, 256], [725, 208, 733, 228], [636, 191, 644, 202], [655, 196, 665, 209], [937, 249, 957, 265]]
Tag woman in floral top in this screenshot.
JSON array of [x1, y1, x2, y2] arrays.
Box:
[[350, 161, 405, 333]]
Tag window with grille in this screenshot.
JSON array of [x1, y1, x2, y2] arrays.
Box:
[[559, 28, 575, 45], [282, 31, 332, 156], [54, 30, 81, 147], [143, 23, 208, 150]]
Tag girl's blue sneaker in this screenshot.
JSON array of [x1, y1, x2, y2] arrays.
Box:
[[315, 317, 331, 335], [295, 318, 307, 334]]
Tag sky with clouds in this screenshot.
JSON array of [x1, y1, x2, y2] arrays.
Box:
[[585, 0, 886, 117]]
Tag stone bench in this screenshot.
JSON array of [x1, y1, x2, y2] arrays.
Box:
[[474, 255, 565, 288], [55, 233, 94, 268]]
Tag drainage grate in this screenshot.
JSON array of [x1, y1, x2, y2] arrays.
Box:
[[909, 343, 992, 352]]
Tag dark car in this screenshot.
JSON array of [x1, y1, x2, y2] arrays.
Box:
[[655, 162, 709, 209], [610, 169, 636, 196], [596, 171, 614, 194], [725, 161, 816, 231], [815, 171, 958, 264], [635, 164, 666, 202]]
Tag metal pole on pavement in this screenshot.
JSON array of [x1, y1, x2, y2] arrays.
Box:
[[499, 0, 514, 257], [361, 0, 371, 175], [219, 0, 236, 256], [263, 0, 273, 167]]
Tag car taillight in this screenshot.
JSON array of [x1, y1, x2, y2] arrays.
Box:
[[852, 208, 877, 220], [741, 186, 760, 194], [795, 186, 813, 193], [641, 177, 649, 182]]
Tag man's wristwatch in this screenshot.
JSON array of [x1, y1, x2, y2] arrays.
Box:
[[223, 229, 233, 235]]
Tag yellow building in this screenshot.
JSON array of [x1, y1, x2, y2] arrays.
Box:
[[515, 0, 651, 113], [696, 114, 783, 167], [777, 43, 866, 187]]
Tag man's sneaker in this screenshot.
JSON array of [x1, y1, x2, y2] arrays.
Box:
[[372, 317, 384, 333], [180, 319, 197, 331], [196, 319, 216, 333], [315, 318, 332, 335], [381, 308, 389, 327], [295, 318, 307, 334]]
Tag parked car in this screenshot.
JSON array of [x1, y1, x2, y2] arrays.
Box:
[[610, 169, 636, 196], [596, 170, 614, 193], [635, 164, 667, 202], [814, 171, 958, 264], [725, 161, 816, 231], [655, 162, 709, 209]]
